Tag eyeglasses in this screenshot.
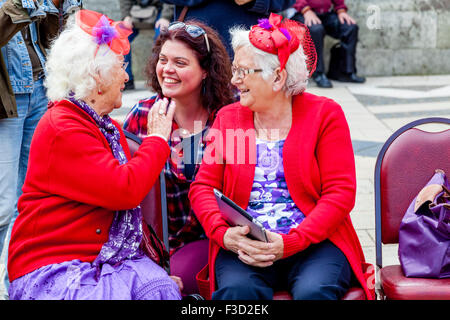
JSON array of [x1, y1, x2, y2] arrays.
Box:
[[168, 22, 210, 53], [120, 61, 129, 70], [231, 65, 263, 79]]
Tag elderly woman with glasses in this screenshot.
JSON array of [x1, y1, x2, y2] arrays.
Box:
[[123, 19, 234, 295], [188, 13, 375, 300], [7, 10, 182, 300]]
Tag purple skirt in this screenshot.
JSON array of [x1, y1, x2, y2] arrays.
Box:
[[9, 254, 182, 300]]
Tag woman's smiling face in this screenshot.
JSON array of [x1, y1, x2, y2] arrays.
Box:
[[231, 46, 273, 112], [156, 39, 206, 100]]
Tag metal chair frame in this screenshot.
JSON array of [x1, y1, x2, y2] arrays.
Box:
[[124, 130, 170, 251], [374, 117, 450, 299]]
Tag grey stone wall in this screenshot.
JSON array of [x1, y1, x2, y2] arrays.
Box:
[[347, 0, 450, 76], [81, 0, 450, 78]]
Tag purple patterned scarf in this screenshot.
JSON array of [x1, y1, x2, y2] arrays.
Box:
[[68, 93, 143, 267]]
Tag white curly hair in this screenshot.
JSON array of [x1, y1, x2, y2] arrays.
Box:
[[44, 14, 122, 101]]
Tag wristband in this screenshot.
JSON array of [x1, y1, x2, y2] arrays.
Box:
[[301, 6, 311, 15]]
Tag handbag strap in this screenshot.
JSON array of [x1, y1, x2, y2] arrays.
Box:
[[436, 185, 450, 233], [442, 184, 450, 197], [178, 6, 188, 22], [146, 222, 171, 273]]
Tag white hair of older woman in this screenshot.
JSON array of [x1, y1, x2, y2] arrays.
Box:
[[45, 14, 121, 101], [230, 26, 309, 96]]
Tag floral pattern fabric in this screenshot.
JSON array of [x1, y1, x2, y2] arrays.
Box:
[[246, 139, 306, 234]]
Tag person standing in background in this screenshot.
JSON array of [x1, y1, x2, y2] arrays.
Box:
[[120, 0, 173, 90], [291, 0, 365, 88], [161, 0, 296, 59]]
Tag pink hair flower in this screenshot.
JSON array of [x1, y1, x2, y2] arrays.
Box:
[[92, 15, 118, 46], [258, 18, 273, 30]]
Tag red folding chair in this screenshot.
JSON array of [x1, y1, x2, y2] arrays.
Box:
[[374, 117, 450, 300]]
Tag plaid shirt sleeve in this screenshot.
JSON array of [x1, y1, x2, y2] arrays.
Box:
[[123, 96, 157, 139]]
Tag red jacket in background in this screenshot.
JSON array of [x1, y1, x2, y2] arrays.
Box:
[[294, 0, 347, 14], [189, 92, 375, 300], [8, 100, 170, 282]]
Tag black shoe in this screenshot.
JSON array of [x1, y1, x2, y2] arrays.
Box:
[[312, 72, 333, 88], [182, 294, 205, 301], [328, 72, 366, 83], [124, 80, 135, 91]]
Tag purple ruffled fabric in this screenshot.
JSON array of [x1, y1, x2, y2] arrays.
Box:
[[258, 18, 272, 30], [9, 255, 181, 300], [279, 27, 291, 40], [92, 15, 118, 45]]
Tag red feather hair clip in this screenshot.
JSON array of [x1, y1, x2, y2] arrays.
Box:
[[249, 13, 316, 76]]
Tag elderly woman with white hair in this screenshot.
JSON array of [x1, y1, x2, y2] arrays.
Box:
[[189, 13, 375, 300], [7, 9, 182, 300]]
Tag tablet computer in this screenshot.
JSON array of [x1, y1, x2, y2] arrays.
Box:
[[213, 188, 268, 242]]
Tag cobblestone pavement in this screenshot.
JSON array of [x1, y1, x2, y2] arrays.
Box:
[[1, 75, 449, 299]]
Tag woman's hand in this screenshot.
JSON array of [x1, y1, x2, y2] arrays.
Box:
[[264, 230, 284, 261], [223, 225, 252, 254], [337, 11, 356, 25], [155, 18, 170, 31], [169, 275, 184, 292], [224, 226, 280, 268], [123, 16, 134, 29], [238, 230, 284, 267], [147, 98, 176, 141], [303, 10, 321, 27]]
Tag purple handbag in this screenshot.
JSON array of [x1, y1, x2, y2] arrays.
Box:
[[399, 169, 450, 278]]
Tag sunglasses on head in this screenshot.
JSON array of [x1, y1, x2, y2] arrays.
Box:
[[168, 22, 211, 53]]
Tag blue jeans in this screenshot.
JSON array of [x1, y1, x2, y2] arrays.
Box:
[[212, 240, 352, 300], [124, 27, 140, 83], [0, 78, 48, 289]]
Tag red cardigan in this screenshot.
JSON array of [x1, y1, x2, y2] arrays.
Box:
[[189, 92, 375, 300], [8, 100, 170, 282]]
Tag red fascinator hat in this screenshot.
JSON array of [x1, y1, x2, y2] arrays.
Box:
[[249, 13, 316, 76], [75, 9, 132, 56]]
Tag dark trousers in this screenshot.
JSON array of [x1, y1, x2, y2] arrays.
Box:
[[292, 11, 359, 74], [124, 27, 139, 83], [212, 240, 352, 300]]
